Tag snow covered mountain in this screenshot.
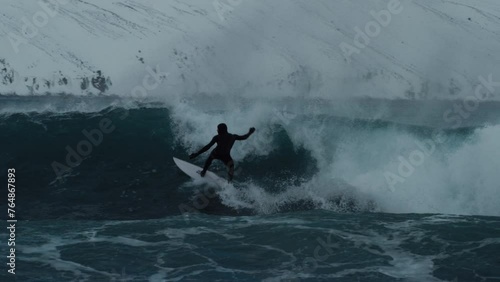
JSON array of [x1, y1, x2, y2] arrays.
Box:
[[1, 0, 500, 99]]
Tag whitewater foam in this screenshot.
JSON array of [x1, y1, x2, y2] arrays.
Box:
[[171, 98, 500, 216]]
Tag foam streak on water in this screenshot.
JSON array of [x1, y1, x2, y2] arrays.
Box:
[[4, 212, 498, 282]]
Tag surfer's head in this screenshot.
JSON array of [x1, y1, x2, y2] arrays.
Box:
[[217, 123, 228, 134]]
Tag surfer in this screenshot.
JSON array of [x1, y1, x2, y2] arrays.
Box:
[[189, 123, 255, 181]]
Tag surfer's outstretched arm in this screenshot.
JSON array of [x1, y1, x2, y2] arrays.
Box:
[[235, 127, 256, 140], [189, 136, 216, 159]]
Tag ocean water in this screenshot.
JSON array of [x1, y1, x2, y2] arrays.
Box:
[[1, 95, 500, 281], [5, 213, 500, 281]]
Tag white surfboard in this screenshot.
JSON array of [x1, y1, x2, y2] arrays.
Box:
[[173, 157, 227, 187]]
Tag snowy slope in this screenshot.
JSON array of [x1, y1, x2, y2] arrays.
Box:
[[1, 0, 500, 99]]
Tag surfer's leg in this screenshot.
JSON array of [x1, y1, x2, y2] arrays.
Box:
[[226, 159, 234, 181], [201, 155, 215, 177]]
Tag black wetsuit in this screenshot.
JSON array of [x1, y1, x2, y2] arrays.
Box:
[[194, 131, 252, 180]]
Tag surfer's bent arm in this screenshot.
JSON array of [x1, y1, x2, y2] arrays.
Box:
[[190, 136, 216, 159], [235, 127, 256, 140]]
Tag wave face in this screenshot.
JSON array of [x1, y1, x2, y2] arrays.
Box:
[[2, 96, 500, 219]]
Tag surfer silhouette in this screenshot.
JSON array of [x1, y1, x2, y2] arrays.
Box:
[[189, 123, 255, 181]]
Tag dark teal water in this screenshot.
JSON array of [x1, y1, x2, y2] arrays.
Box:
[[1, 212, 499, 281]]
